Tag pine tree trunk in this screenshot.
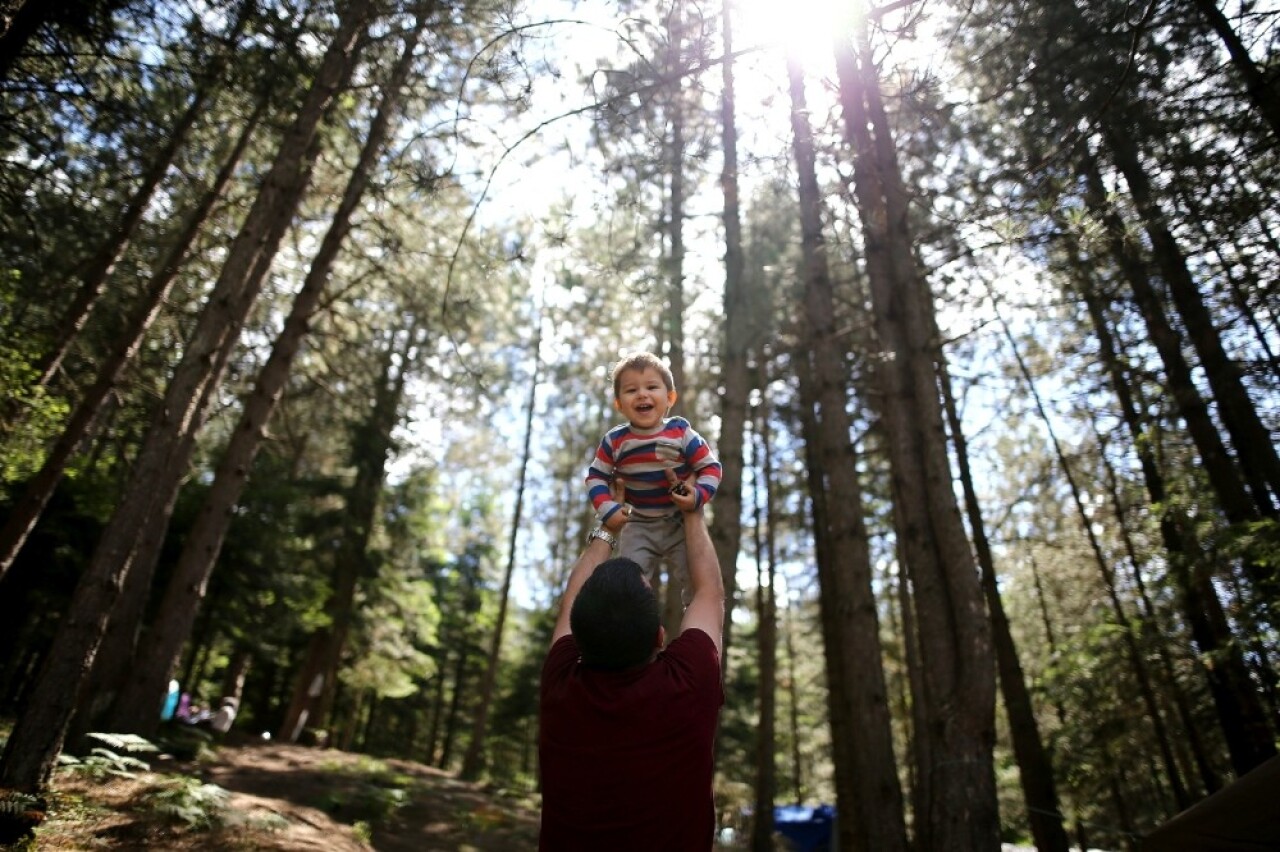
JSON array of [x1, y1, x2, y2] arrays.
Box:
[[461, 318, 541, 780], [0, 2, 44, 83], [0, 103, 264, 580], [1174, 184, 1280, 385], [1100, 120, 1280, 515], [783, 603, 804, 805], [993, 299, 1193, 810], [661, 86, 689, 640], [1095, 426, 1222, 796], [1079, 149, 1280, 616], [278, 328, 412, 742], [439, 644, 471, 771], [106, 13, 427, 739], [1073, 251, 1277, 777], [219, 646, 252, 706], [68, 470, 191, 743], [749, 395, 778, 852], [787, 53, 909, 852], [834, 25, 997, 850], [709, 0, 748, 680], [0, 1, 375, 792], [26, 1, 253, 392], [940, 364, 1071, 851], [425, 658, 447, 765], [1190, 0, 1280, 140]]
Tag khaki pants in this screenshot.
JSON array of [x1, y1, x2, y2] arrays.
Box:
[[618, 511, 690, 606]]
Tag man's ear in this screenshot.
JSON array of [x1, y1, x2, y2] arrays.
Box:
[[656, 624, 667, 649]]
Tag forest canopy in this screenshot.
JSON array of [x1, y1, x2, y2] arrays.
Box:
[[0, 0, 1277, 849]]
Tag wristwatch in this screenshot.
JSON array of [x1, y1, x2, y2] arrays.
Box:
[[587, 526, 618, 550]]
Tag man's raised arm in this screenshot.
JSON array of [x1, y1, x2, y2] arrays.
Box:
[[678, 508, 725, 658], [550, 533, 614, 647]]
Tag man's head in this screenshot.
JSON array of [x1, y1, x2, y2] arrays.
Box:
[[570, 557, 663, 670]]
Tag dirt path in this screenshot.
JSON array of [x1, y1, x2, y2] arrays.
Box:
[[32, 739, 541, 850]]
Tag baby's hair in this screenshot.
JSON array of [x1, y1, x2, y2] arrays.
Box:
[[611, 351, 675, 397]]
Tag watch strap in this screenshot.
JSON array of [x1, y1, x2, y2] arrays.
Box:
[[587, 526, 618, 550]]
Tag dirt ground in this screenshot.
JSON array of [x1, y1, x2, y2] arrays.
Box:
[[27, 739, 541, 851]]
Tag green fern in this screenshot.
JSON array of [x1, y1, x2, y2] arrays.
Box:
[[83, 732, 159, 755], [145, 776, 232, 829], [60, 748, 151, 780], [58, 732, 160, 779], [0, 788, 47, 847]]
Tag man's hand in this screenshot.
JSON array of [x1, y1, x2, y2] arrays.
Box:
[[605, 477, 631, 531], [665, 468, 697, 512]]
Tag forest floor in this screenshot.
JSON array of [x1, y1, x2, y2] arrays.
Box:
[[17, 735, 542, 850]]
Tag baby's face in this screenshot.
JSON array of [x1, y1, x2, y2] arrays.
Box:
[[614, 367, 675, 430]]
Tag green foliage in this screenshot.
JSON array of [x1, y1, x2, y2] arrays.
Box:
[[1225, 519, 1280, 570], [0, 786, 46, 849], [317, 761, 409, 825], [153, 724, 218, 763], [0, 0, 1276, 846], [0, 287, 70, 484], [321, 783, 407, 823], [143, 775, 232, 829], [57, 732, 158, 780]]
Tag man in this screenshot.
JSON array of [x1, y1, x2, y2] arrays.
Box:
[[538, 471, 725, 851]]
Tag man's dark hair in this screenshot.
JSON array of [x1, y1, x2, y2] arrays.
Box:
[[570, 557, 660, 670]]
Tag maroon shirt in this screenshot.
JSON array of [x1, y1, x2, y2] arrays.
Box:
[[538, 628, 724, 851]]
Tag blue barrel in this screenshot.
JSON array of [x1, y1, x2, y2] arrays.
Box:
[[160, 679, 181, 721], [773, 804, 836, 852]]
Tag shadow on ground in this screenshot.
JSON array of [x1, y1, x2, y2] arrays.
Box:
[[31, 738, 540, 851]]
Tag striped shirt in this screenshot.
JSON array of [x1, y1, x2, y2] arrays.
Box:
[[586, 417, 722, 523]]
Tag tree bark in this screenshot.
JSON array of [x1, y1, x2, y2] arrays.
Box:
[[709, 0, 749, 681], [1094, 424, 1222, 796], [0, 1, 44, 80], [439, 640, 472, 771], [834, 22, 998, 850], [278, 326, 415, 742], [106, 11, 428, 738], [0, 0, 376, 792], [0, 100, 265, 580], [787, 53, 908, 852], [1071, 245, 1278, 776], [25, 0, 252, 393], [940, 362, 1071, 851], [660, 58, 690, 639], [1189, 0, 1280, 141], [783, 602, 804, 805], [461, 315, 541, 780], [749, 392, 778, 852], [1079, 147, 1280, 619], [992, 297, 1193, 810], [1100, 118, 1280, 517]]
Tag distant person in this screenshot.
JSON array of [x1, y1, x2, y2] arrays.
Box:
[[183, 702, 210, 725], [585, 351, 722, 605], [175, 691, 192, 722], [208, 697, 239, 735], [539, 474, 725, 851]]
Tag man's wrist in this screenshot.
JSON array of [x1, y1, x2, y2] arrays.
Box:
[[587, 526, 618, 551]]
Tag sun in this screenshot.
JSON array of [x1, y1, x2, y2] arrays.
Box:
[[732, 0, 858, 66]]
